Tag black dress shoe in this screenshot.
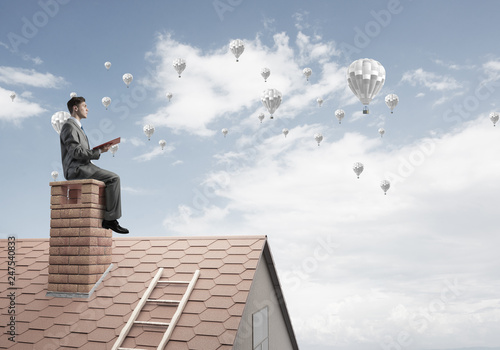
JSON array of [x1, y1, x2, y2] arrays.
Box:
[[102, 219, 129, 234]]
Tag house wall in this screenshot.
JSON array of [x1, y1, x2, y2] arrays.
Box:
[[233, 253, 295, 350]]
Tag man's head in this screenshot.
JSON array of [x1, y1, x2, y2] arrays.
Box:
[[67, 96, 88, 120]]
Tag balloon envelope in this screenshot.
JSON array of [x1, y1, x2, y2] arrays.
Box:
[[303, 68, 312, 81], [9, 92, 16, 101], [353, 162, 364, 179], [173, 58, 186, 77], [143, 124, 155, 140], [70, 92, 77, 98], [51, 111, 70, 134], [378, 128, 385, 137], [385, 93, 399, 113], [110, 144, 118, 157], [317, 98, 323, 107], [102, 97, 111, 109], [166, 92, 173, 101], [104, 61, 111, 70], [282, 128, 289, 138], [380, 180, 390, 194], [122, 73, 133, 87], [489, 112, 499, 126], [258, 113, 265, 123], [261, 68, 270, 82], [229, 39, 245, 62], [346, 58, 386, 114], [261, 88, 282, 119], [51, 171, 58, 181], [314, 133, 323, 146], [335, 109, 345, 124], [159, 139, 166, 150], [222, 128, 228, 137]]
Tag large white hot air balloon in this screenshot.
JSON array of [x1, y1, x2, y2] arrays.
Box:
[[335, 109, 345, 124], [122, 73, 133, 88], [489, 112, 499, 127], [261, 88, 282, 119], [173, 58, 186, 78], [385, 93, 399, 113], [261, 67, 270, 82], [9, 92, 16, 102], [380, 180, 390, 195], [229, 39, 245, 62], [102, 97, 111, 110], [143, 124, 155, 140], [166, 92, 173, 101], [222, 128, 228, 137], [353, 162, 364, 179], [314, 133, 323, 146], [346, 58, 386, 114], [303, 68, 312, 81], [104, 61, 111, 70], [51, 111, 70, 134], [282, 128, 289, 138]]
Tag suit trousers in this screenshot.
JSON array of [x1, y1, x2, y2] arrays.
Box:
[[91, 166, 122, 221]]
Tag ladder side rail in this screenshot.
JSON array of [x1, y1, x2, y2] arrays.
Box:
[[157, 269, 200, 350], [112, 268, 165, 350]]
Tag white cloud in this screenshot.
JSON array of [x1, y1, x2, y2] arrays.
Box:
[[0, 86, 46, 123], [0, 66, 66, 88], [132, 142, 174, 162], [401, 68, 462, 91]]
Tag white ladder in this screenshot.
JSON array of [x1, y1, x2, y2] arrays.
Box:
[[112, 268, 200, 350]]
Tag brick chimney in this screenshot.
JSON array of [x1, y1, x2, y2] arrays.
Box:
[[48, 179, 113, 297]]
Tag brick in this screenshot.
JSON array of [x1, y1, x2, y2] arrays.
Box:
[[81, 184, 102, 195], [50, 228, 60, 237], [50, 195, 65, 206], [68, 274, 99, 284], [47, 283, 59, 292], [80, 208, 104, 219], [97, 255, 112, 264], [50, 237, 70, 246], [59, 246, 79, 256], [50, 210, 61, 219], [77, 284, 93, 293], [48, 265, 59, 274], [79, 227, 106, 237], [59, 284, 78, 293], [69, 236, 98, 246], [49, 274, 68, 284], [49, 256, 69, 265], [58, 227, 80, 237], [51, 185, 66, 196], [98, 237, 112, 247], [50, 218, 70, 228], [79, 265, 104, 275], [69, 255, 98, 265], [70, 217, 94, 228], [81, 193, 99, 204], [59, 208, 82, 219], [49, 247, 60, 256], [58, 265, 79, 275]]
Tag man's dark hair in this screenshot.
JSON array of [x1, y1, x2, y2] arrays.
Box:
[[67, 96, 86, 114]]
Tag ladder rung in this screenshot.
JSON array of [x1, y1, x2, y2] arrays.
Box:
[[134, 320, 170, 326], [147, 299, 180, 303], [157, 280, 190, 284]]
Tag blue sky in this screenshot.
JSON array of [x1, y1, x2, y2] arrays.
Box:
[[1, 1, 500, 349]]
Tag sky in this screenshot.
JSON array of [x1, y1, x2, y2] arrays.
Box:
[[1, 1, 500, 349]]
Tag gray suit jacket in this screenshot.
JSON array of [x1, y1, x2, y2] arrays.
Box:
[[60, 118, 101, 180]]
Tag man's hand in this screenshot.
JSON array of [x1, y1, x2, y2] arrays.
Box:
[[99, 143, 112, 153]]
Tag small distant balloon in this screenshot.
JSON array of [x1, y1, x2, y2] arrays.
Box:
[[166, 92, 173, 101], [104, 61, 111, 70], [159, 139, 166, 150], [317, 98, 323, 107], [380, 180, 391, 195], [51, 171, 59, 181], [314, 133, 323, 146], [282, 128, 289, 138], [261, 67, 271, 82], [222, 128, 228, 137], [70, 92, 77, 98], [101, 97, 111, 110], [143, 124, 155, 140], [110, 144, 118, 157], [489, 112, 499, 127], [261, 88, 282, 119], [173, 58, 186, 78], [9, 92, 16, 102], [385, 94, 399, 113], [122, 73, 133, 88], [51, 111, 70, 134], [258, 113, 265, 123], [335, 109, 345, 124], [229, 39, 245, 62], [378, 128, 385, 137], [303, 68, 312, 81], [352, 162, 364, 179]]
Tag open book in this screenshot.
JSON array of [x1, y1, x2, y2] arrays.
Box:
[[92, 137, 120, 150]]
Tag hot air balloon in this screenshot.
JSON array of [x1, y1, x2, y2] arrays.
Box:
[[110, 144, 118, 157], [489, 112, 499, 127], [159, 139, 166, 150], [314, 133, 323, 146], [378, 128, 385, 137], [229, 39, 245, 62], [222, 128, 228, 137], [261, 67, 270, 82], [303, 68, 312, 81], [346, 58, 386, 114], [282, 128, 289, 138], [102, 97, 111, 110], [317, 98, 323, 107], [51, 111, 70, 134], [143, 124, 155, 140], [122, 73, 133, 88], [335, 109, 345, 124], [51, 171, 59, 181], [380, 180, 390, 195], [166, 92, 173, 101], [261, 88, 282, 119], [258, 113, 265, 123], [385, 93, 399, 113], [9, 92, 16, 102], [70, 92, 77, 98], [173, 58, 186, 78], [353, 162, 364, 179], [104, 61, 111, 70]]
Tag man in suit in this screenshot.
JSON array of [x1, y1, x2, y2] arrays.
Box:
[[60, 96, 129, 234]]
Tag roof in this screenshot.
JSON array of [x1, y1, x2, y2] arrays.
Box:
[[0, 235, 298, 350]]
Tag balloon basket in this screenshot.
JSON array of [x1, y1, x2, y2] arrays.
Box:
[[363, 106, 369, 114]]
